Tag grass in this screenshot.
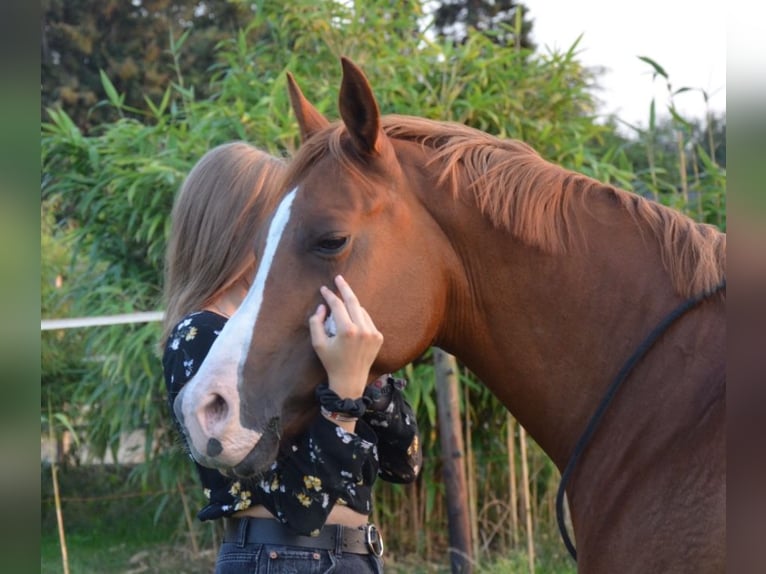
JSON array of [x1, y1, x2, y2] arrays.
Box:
[[386, 553, 576, 574], [41, 531, 216, 574], [41, 464, 215, 574]]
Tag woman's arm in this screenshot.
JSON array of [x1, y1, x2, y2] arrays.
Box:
[[266, 414, 379, 535], [363, 376, 422, 483], [307, 275, 422, 483], [308, 274, 384, 433]]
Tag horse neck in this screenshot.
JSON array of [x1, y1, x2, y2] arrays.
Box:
[[424, 170, 693, 468]]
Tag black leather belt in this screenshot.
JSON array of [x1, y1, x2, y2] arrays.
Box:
[[224, 517, 384, 556]]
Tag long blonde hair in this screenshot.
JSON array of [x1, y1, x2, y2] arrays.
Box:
[[162, 142, 286, 345]]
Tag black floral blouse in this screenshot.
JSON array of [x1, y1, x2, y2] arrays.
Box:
[[162, 311, 422, 536]]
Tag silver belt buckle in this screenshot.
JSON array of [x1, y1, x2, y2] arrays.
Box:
[[365, 524, 384, 557]]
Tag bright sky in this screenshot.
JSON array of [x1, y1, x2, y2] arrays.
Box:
[[522, 0, 726, 128]]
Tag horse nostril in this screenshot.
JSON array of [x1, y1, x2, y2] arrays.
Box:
[[205, 393, 229, 426], [201, 394, 229, 458], [207, 438, 223, 457]]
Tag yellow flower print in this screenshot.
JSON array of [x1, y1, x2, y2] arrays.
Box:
[[229, 481, 241, 497], [303, 475, 322, 491], [336, 497, 347, 506], [408, 435, 419, 456], [297, 493, 312, 507], [184, 326, 198, 341], [271, 476, 280, 491], [234, 489, 252, 511], [203, 488, 211, 500], [310, 529, 321, 537]]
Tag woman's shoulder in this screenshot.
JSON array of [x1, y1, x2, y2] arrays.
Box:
[[162, 310, 228, 386], [164, 310, 227, 355], [171, 310, 227, 332]]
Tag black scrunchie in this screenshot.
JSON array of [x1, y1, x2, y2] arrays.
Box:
[[315, 383, 371, 417]]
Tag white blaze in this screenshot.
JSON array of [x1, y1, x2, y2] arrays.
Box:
[[179, 188, 298, 464], [227, 186, 299, 387]]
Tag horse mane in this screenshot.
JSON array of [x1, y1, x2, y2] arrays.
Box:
[[282, 114, 726, 299]]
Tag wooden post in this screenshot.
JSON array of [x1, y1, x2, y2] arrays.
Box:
[[519, 426, 536, 573], [464, 374, 479, 561], [434, 348, 473, 573]]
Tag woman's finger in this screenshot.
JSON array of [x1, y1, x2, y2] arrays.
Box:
[[334, 275, 366, 325], [319, 285, 352, 328], [308, 303, 328, 348], [358, 306, 378, 333]]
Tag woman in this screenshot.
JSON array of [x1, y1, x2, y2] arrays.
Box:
[[162, 142, 421, 573]]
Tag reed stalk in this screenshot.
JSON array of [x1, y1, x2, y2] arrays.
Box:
[[507, 414, 519, 548], [177, 479, 200, 557], [48, 398, 70, 574]]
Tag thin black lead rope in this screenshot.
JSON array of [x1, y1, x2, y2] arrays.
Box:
[[555, 279, 726, 561]]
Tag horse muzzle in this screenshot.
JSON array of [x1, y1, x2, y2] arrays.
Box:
[[173, 382, 272, 474]]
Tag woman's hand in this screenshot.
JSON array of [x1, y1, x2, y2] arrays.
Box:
[[308, 275, 383, 400]]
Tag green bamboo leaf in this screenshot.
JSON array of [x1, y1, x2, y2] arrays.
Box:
[[169, 27, 192, 56], [696, 144, 719, 171], [99, 69, 123, 109], [53, 413, 81, 445], [564, 33, 584, 59], [143, 94, 160, 118], [638, 55, 668, 79], [146, 216, 163, 243], [669, 105, 692, 128], [48, 107, 82, 141], [87, 146, 100, 170], [158, 86, 172, 117]]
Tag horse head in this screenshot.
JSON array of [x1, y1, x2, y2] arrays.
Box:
[[174, 59, 459, 476]]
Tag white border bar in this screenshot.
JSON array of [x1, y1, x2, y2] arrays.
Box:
[[41, 311, 164, 331]]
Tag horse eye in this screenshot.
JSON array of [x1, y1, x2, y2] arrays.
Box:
[[316, 236, 348, 254]]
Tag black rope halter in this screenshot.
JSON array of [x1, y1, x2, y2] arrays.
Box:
[[555, 279, 726, 561]]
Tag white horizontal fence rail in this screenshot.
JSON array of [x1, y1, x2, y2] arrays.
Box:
[[41, 311, 164, 331]]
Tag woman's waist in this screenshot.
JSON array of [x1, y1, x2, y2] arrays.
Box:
[[233, 504, 369, 529], [223, 514, 384, 556]]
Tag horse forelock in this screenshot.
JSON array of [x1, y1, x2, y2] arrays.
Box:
[[283, 114, 725, 300], [281, 122, 399, 200]]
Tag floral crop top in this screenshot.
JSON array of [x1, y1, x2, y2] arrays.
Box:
[[162, 311, 422, 536]]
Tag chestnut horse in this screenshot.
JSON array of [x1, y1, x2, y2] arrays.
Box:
[[174, 58, 725, 572]]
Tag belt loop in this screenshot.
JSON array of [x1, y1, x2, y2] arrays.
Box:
[[334, 524, 344, 556], [237, 517, 248, 548]]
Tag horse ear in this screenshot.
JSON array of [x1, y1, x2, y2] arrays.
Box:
[[286, 72, 330, 143], [338, 57, 381, 156]]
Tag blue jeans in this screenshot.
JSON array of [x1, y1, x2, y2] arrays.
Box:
[[215, 523, 384, 574]]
